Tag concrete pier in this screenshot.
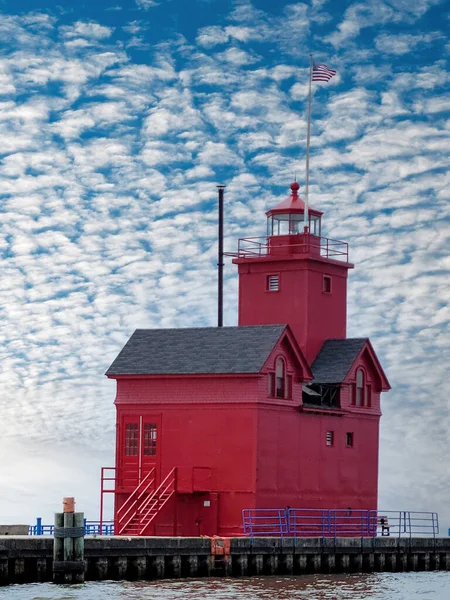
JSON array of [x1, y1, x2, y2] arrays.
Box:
[[0, 536, 449, 585]]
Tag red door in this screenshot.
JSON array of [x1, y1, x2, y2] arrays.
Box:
[[120, 415, 161, 490]]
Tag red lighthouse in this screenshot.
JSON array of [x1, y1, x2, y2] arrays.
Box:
[[104, 182, 390, 536]]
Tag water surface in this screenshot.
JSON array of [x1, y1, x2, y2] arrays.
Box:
[[1, 573, 449, 600]]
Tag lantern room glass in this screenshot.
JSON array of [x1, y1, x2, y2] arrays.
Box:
[[267, 213, 321, 237]]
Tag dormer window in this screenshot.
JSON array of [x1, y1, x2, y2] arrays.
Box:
[[268, 357, 292, 399], [356, 369, 364, 406], [276, 358, 285, 398]]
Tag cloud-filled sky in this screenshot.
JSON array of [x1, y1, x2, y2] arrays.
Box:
[[0, 0, 448, 530]]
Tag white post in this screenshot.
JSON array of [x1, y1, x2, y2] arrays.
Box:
[[304, 53, 313, 232]]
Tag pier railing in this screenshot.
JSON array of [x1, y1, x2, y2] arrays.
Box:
[[29, 518, 114, 536], [242, 509, 439, 539]]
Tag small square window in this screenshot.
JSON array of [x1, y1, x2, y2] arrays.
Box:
[[326, 431, 334, 446], [323, 275, 332, 294], [267, 274, 279, 291], [346, 432, 354, 447]]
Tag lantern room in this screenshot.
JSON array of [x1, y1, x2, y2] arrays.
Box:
[[263, 181, 325, 258], [266, 181, 323, 237]]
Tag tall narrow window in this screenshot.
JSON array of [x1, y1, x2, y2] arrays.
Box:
[[323, 275, 332, 294], [125, 423, 138, 456], [356, 369, 364, 406], [349, 383, 355, 406], [268, 372, 275, 397], [365, 384, 372, 408], [326, 431, 334, 446], [267, 274, 279, 291], [346, 432, 354, 447], [143, 423, 157, 456], [276, 358, 285, 398], [285, 375, 292, 400]]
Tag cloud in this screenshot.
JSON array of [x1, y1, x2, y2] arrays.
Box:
[[136, 0, 159, 9], [326, 0, 442, 47], [215, 47, 261, 66], [375, 32, 444, 55], [59, 20, 114, 40]]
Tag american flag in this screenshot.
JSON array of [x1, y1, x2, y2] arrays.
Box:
[[312, 62, 336, 82]]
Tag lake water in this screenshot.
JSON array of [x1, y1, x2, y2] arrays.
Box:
[[0, 573, 449, 600]]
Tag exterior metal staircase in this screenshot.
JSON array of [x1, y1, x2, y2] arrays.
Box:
[[117, 467, 177, 535]]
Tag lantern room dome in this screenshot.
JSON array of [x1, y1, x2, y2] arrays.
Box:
[[266, 182, 323, 218]]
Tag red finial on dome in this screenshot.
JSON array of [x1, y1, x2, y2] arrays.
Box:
[[290, 181, 300, 195]]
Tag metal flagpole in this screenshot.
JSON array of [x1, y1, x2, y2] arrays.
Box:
[[304, 53, 313, 232], [217, 185, 225, 327]]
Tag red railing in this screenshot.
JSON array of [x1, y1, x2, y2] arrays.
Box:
[[135, 467, 177, 534], [99, 466, 116, 536], [225, 235, 349, 262], [117, 468, 156, 534]]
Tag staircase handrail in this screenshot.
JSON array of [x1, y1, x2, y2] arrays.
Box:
[[139, 467, 177, 528], [117, 468, 156, 533]]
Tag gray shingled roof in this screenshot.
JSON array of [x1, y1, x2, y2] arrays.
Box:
[[311, 338, 368, 384], [106, 325, 287, 376]]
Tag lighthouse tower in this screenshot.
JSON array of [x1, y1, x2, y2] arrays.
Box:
[[235, 181, 352, 363]]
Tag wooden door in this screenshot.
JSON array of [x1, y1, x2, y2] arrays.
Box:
[[120, 415, 161, 489]]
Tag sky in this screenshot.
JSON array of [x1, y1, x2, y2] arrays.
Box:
[[0, 0, 449, 531]]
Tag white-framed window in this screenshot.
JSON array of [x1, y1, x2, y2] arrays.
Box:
[[268, 357, 292, 400], [326, 431, 334, 446], [356, 369, 364, 406]]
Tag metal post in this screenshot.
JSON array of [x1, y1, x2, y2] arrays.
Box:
[[217, 185, 226, 327], [99, 469, 104, 536], [304, 54, 313, 232]]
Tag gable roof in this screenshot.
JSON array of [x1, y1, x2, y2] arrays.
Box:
[[311, 338, 368, 384], [311, 338, 390, 390], [106, 325, 289, 376]]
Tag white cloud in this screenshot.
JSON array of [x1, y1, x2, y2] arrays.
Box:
[[136, 0, 159, 9], [375, 31, 443, 55], [215, 47, 261, 66], [60, 21, 114, 40], [326, 0, 441, 48], [196, 25, 229, 49]]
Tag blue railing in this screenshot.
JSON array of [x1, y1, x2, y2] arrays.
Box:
[[29, 518, 114, 536], [242, 509, 439, 539]]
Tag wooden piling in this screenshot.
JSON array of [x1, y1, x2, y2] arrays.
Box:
[[73, 512, 85, 583], [53, 512, 64, 584], [52, 497, 85, 584]]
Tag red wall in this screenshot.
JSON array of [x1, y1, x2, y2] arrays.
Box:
[[255, 406, 379, 511], [236, 255, 350, 362], [114, 375, 259, 536]]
